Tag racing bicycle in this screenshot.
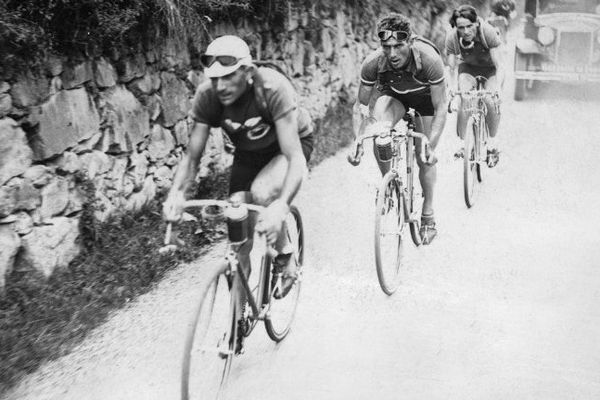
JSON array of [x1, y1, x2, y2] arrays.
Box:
[[161, 193, 304, 400], [449, 75, 500, 208], [347, 108, 432, 295]]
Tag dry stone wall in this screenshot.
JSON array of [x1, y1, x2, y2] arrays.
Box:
[[0, 2, 453, 290]]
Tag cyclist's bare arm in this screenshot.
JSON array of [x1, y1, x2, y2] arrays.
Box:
[[273, 109, 306, 207], [428, 82, 447, 150], [489, 46, 505, 89], [353, 82, 374, 138], [163, 121, 210, 221], [445, 53, 459, 91]]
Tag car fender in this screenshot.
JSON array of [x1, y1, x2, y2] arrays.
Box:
[[515, 38, 542, 55]]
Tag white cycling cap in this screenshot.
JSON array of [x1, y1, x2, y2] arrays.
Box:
[[203, 35, 253, 78]]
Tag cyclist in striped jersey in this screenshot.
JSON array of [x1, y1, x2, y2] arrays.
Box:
[[352, 12, 448, 245]]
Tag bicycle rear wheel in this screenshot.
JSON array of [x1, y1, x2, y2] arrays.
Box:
[[181, 261, 238, 400], [265, 206, 304, 341], [374, 171, 404, 295], [463, 117, 478, 208]]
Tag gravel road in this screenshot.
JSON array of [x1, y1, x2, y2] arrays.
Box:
[[5, 66, 600, 400]]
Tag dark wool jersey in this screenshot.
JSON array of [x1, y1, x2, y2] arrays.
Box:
[[360, 39, 445, 95], [190, 67, 311, 154]]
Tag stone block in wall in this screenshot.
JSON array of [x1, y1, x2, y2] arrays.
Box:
[[79, 150, 113, 180], [0, 82, 9, 93], [174, 119, 190, 146], [125, 175, 156, 212], [100, 85, 150, 152], [147, 124, 175, 162], [18, 216, 80, 278], [40, 176, 69, 221], [10, 73, 50, 108], [105, 156, 128, 193], [0, 184, 17, 218], [14, 178, 41, 212], [23, 165, 52, 188], [159, 72, 190, 127], [140, 93, 162, 122], [0, 225, 20, 292], [61, 61, 93, 90], [93, 190, 116, 222], [94, 57, 117, 88], [129, 151, 149, 191], [127, 73, 156, 98], [0, 94, 12, 118], [52, 151, 81, 174], [64, 179, 86, 216], [29, 88, 101, 160], [117, 53, 146, 83], [160, 38, 190, 70], [13, 211, 33, 235], [154, 165, 173, 190], [0, 118, 33, 186]]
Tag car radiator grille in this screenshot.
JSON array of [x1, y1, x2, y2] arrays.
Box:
[[557, 32, 592, 65]]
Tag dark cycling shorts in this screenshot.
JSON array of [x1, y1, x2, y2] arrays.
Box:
[[458, 63, 497, 80], [378, 88, 435, 117], [229, 134, 314, 194]]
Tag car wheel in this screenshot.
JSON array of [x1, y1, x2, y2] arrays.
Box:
[[514, 79, 526, 101]]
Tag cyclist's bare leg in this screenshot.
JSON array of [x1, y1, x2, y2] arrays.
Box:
[[456, 73, 477, 139], [371, 95, 405, 176], [251, 155, 307, 254], [414, 116, 436, 217], [484, 75, 500, 139]]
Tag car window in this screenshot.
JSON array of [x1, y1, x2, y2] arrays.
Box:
[[539, 0, 600, 14]]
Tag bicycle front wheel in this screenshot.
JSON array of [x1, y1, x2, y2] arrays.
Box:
[[265, 206, 304, 342], [374, 171, 404, 295], [463, 116, 478, 208], [181, 261, 238, 400]]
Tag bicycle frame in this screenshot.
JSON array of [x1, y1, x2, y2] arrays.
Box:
[[163, 199, 275, 325], [449, 76, 500, 164], [349, 108, 431, 223]]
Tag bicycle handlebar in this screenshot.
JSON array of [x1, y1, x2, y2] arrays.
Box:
[[159, 199, 267, 254], [347, 117, 433, 166], [447, 89, 500, 114]]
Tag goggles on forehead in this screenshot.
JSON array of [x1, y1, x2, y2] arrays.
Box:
[[200, 54, 241, 68], [377, 30, 410, 42]]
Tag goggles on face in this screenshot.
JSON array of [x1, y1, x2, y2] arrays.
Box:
[[200, 54, 241, 68], [377, 30, 410, 42]]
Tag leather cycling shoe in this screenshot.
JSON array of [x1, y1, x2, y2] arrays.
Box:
[[271, 253, 297, 300], [419, 214, 437, 245], [487, 148, 500, 168]]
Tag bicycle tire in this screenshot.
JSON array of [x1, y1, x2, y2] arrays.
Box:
[[374, 171, 404, 295], [463, 116, 478, 208], [265, 206, 304, 341], [181, 261, 238, 400], [476, 117, 486, 183]]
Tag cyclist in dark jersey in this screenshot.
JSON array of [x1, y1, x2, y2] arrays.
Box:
[[163, 35, 312, 296], [352, 13, 447, 244], [445, 5, 504, 167]]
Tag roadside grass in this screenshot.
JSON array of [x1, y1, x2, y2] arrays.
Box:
[[0, 100, 353, 392]]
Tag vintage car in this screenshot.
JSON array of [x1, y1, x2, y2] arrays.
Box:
[[514, 0, 600, 100]]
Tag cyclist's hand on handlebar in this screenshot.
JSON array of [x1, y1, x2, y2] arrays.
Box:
[[347, 143, 364, 166], [256, 199, 288, 245], [162, 190, 185, 222], [424, 145, 438, 165]]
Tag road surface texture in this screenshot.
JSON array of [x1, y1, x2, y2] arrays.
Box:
[[5, 71, 600, 400]]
